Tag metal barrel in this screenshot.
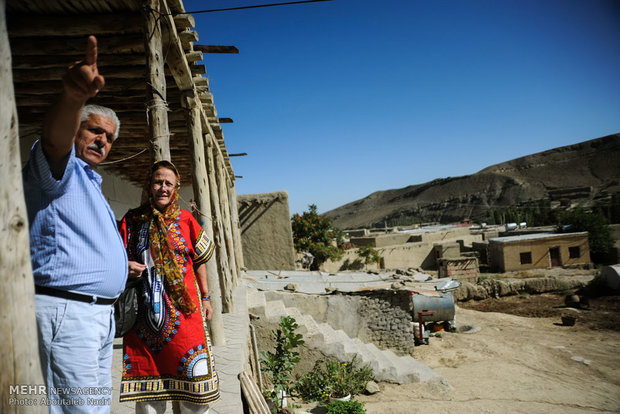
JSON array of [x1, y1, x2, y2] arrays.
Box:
[[412, 292, 455, 322]]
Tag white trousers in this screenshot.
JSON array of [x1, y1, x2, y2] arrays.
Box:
[[135, 400, 210, 414]]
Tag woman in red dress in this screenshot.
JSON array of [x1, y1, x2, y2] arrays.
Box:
[[119, 161, 219, 413]]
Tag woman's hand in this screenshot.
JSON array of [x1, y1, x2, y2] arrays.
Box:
[[201, 299, 213, 322], [128, 260, 147, 279]]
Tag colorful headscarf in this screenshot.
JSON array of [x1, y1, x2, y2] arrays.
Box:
[[139, 161, 197, 315]]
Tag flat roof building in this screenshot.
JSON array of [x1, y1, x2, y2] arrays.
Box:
[[488, 232, 590, 272]]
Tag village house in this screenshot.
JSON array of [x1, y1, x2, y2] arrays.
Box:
[[488, 232, 591, 272]]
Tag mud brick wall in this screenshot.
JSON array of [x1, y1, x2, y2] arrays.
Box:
[[439, 257, 479, 282]]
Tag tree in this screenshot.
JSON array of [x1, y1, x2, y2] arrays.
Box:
[[557, 208, 614, 263], [291, 204, 343, 270], [357, 245, 381, 267]]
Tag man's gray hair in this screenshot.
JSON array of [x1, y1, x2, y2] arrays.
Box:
[[81, 104, 121, 141]]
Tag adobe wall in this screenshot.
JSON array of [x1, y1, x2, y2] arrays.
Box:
[[264, 290, 415, 355], [490, 233, 591, 272], [323, 232, 484, 272], [237, 191, 296, 270]]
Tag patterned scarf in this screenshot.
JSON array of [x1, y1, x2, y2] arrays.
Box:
[[139, 163, 198, 315]]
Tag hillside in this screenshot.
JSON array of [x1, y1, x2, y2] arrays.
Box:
[[323, 134, 620, 229]]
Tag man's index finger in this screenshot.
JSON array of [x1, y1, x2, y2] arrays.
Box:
[[84, 35, 98, 66]]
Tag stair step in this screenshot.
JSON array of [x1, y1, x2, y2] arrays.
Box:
[[264, 300, 286, 321]]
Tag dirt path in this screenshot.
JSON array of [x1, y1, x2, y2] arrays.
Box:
[[356, 306, 620, 413]]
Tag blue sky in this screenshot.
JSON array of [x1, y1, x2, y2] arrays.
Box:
[[184, 0, 620, 215]]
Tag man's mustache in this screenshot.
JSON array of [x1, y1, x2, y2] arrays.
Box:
[[87, 143, 105, 157]]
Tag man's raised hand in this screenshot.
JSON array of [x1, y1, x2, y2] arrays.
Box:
[[61, 35, 105, 103]]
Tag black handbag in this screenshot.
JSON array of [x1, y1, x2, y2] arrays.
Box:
[[114, 278, 142, 338]]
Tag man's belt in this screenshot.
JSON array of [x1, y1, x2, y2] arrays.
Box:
[[35, 285, 118, 305]]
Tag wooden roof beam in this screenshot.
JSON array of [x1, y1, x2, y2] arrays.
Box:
[[193, 45, 239, 54], [7, 12, 142, 37], [9, 34, 144, 56], [160, 0, 196, 92]]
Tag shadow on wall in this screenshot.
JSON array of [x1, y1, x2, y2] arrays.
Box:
[[421, 248, 437, 270], [339, 258, 365, 271], [238, 198, 278, 235]]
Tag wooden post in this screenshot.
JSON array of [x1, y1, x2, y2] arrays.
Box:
[[144, 0, 170, 162], [229, 183, 245, 271], [182, 94, 225, 345], [215, 153, 239, 287], [205, 135, 233, 312], [0, 1, 46, 411]]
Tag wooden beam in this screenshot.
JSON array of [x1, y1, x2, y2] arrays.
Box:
[[191, 64, 206, 76], [185, 51, 203, 62], [0, 2, 46, 410], [178, 30, 199, 44], [145, 0, 170, 161], [160, 0, 195, 91], [12, 53, 148, 69], [7, 12, 143, 37], [194, 76, 209, 88], [193, 45, 239, 54], [182, 94, 225, 345], [8, 33, 144, 56], [229, 185, 245, 270], [204, 135, 233, 312], [173, 13, 195, 30], [215, 147, 239, 287], [12, 65, 146, 82]]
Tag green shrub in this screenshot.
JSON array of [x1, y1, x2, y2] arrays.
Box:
[[294, 356, 374, 402], [357, 245, 381, 266], [260, 316, 304, 409], [325, 399, 366, 414]]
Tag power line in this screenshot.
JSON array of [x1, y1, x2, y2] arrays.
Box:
[[183, 0, 333, 15]]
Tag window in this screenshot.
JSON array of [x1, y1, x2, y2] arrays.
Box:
[[520, 252, 532, 264], [569, 246, 580, 259]]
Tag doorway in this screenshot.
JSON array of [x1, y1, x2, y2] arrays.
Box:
[[549, 247, 561, 267]]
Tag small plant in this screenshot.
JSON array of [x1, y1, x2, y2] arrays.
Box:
[[294, 357, 374, 402], [260, 316, 305, 410], [357, 245, 381, 267], [325, 399, 366, 414]]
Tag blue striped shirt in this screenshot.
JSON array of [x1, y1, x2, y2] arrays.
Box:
[[23, 141, 128, 298]]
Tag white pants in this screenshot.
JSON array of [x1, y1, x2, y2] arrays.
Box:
[[136, 400, 210, 414]]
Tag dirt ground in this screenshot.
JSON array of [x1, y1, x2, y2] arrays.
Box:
[[291, 291, 620, 414]]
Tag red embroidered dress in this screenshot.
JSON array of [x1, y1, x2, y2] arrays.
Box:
[[118, 209, 219, 404]]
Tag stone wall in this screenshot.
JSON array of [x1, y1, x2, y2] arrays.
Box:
[[359, 291, 415, 355], [238, 191, 296, 270], [264, 290, 415, 355]]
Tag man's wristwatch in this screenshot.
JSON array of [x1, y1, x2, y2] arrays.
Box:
[[201, 295, 210, 301]]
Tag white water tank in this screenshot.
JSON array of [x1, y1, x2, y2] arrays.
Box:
[[506, 223, 518, 231]]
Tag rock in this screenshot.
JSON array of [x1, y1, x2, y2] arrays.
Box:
[[562, 315, 577, 326], [413, 273, 432, 282], [365, 380, 381, 394], [284, 283, 297, 291], [565, 294, 580, 308], [578, 295, 590, 309]]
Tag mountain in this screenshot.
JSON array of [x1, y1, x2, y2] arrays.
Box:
[[323, 134, 620, 229]]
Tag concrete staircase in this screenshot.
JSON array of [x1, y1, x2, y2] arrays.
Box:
[[247, 289, 447, 386]]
